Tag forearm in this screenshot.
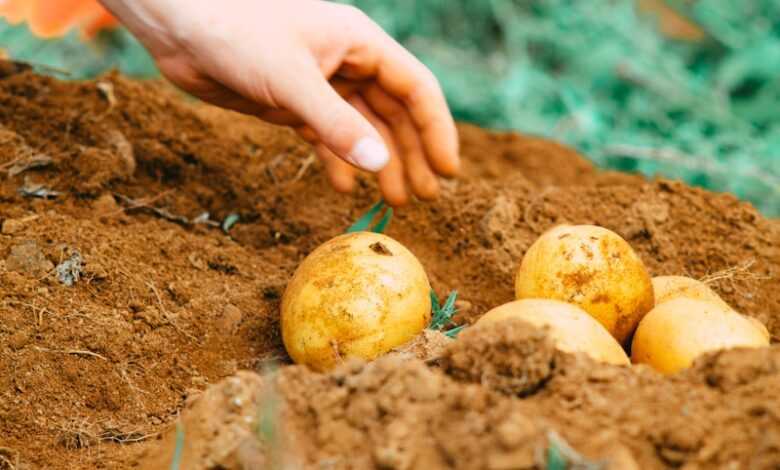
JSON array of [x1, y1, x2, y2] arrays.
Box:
[[98, 0, 180, 54], [99, 0, 270, 61]]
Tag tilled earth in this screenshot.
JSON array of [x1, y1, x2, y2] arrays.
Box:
[[0, 66, 778, 469]]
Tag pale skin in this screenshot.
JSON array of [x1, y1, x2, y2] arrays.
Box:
[[98, 0, 460, 206]]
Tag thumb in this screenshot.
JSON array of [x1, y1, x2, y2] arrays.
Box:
[[276, 64, 389, 172]]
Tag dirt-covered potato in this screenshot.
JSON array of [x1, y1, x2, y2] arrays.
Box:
[[281, 232, 431, 371], [515, 225, 654, 344], [652, 275, 730, 308], [631, 298, 770, 374], [477, 299, 630, 366]]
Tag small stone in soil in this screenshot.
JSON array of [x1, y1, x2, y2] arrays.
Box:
[[56, 251, 83, 286], [1, 215, 38, 234], [217, 304, 243, 334], [5, 240, 54, 276]]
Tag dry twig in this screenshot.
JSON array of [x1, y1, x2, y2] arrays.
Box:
[[96, 81, 117, 109], [98, 427, 156, 444], [4, 300, 49, 327], [55, 417, 156, 450], [115, 192, 192, 226], [291, 153, 317, 183], [0, 447, 19, 470], [264, 153, 287, 184], [34, 346, 108, 361], [700, 259, 769, 285], [115, 192, 220, 228], [7, 155, 53, 177], [55, 418, 98, 449], [147, 282, 198, 342]]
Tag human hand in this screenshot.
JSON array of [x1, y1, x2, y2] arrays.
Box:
[[99, 0, 460, 205]]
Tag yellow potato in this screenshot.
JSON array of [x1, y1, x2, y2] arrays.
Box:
[[631, 298, 770, 374], [651, 276, 770, 342], [282, 232, 431, 372], [477, 299, 630, 366], [652, 275, 730, 308], [748, 317, 771, 342], [515, 225, 654, 344]]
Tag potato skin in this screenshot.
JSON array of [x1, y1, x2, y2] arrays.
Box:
[[282, 232, 431, 372], [477, 299, 630, 366], [652, 275, 730, 309], [650, 276, 770, 341], [631, 298, 770, 375], [515, 225, 654, 345]]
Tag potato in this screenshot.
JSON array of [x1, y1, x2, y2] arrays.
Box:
[[651, 276, 770, 342], [477, 299, 630, 365], [631, 298, 770, 374], [282, 232, 431, 371], [748, 317, 771, 342], [515, 225, 654, 344], [652, 275, 730, 309]]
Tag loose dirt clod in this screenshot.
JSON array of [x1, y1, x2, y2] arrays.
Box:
[[0, 70, 778, 469], [1, 215, 38, 235], [441, 318, 557, 396], [5, 240, 53, 276]]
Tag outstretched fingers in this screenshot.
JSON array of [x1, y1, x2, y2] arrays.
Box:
[[357, 27, 460, 177], [363, 84, 440, 200]]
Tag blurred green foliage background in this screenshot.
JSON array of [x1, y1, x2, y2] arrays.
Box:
[[1, 0, 778, 215]]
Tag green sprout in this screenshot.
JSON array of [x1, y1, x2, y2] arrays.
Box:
[[430, 290, 465, 338], [546, 442, 567, 470], [254, 363, 285, 470], [257, 394, 279, 445], [222, 213, 241, 233], [544, 431, 603, 470], [169, 421, 185, 470], [346, 200, 393, 233]]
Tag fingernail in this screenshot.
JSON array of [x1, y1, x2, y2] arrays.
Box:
[[348, 137, 389, 172]]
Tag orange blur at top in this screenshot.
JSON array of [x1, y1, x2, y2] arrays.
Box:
[[0, 0, 119, 39]]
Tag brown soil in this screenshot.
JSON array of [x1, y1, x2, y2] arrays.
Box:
[[0, 66, 778, 470]]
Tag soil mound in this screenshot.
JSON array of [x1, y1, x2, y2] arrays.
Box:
[[139, 325, 780, 470], [0, 64, 777, 469]]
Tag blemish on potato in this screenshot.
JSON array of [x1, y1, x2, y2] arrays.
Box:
[[370, 242, 393, 256], [561, 269, 596, 289]]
